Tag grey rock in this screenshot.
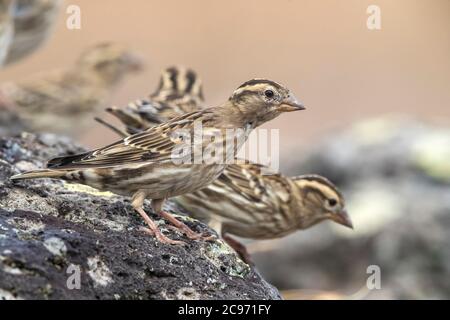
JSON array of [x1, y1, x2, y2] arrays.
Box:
[[0, 133, 281, 300]]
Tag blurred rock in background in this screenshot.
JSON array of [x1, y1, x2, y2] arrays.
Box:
[[251, 116, 450, 299]]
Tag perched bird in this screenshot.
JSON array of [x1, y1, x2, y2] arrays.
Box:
[[96, 69, 351, 263], [0, 42, 143, 136], [100, 66, 204, 134], [0, 0, 15, 66], [11, 79, 305, 245], [4, 0, 62, 65], [175, 160, 352, 263]]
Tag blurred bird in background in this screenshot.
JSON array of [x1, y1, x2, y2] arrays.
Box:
[[101, 66, 204, 134], [96, 66, 351, 263], [0, 42, 143, 136], [4, 0, 62, 66], [0, 0, 14, 66]]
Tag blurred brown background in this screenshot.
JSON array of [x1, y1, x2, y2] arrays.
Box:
[[1, 0, 449, 161]]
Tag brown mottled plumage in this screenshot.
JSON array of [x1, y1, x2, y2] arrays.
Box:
[[11, 79, 305, 245], [0, 42, 143, 135]]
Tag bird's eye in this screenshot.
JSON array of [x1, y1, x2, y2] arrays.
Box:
[[264, 90, 274, 98], [327, 199, 337, 207]]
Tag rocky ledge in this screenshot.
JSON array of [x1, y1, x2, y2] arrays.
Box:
[[0, 133, 280, 300]]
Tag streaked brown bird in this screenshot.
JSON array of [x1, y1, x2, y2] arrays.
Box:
[[175, 160, 352, 263], [0, 42, 143, 136], [11, 79, 305, 245], [100, 66, 204, 135]]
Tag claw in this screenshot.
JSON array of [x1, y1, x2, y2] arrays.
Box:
[[138, 226, 185, 245], [166, 223, 215, 241]]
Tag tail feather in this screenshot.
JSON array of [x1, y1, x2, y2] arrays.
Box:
[[10, 169, 67, 181], [106, 106, 143, 128], [94, 117, 128, 138], [106, 104, 162, 133]]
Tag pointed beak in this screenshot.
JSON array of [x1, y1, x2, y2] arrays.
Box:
[[332, 210, 353, 229], [277, 95, 306, 112]]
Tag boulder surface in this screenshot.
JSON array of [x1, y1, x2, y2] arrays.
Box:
[[0, 133, 280, 300]]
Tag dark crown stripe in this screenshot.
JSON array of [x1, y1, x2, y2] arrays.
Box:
[[167, 67, 178, 92], [237, 79, 282, 90], [155, 67, 179, 95], [184, 69, 197, 94]]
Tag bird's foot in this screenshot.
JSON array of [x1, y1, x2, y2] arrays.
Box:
[[139, 226, 185, 245], [166, 224, 215, 241], [159, 210, 215, 241], [133, 204, 185, 245]]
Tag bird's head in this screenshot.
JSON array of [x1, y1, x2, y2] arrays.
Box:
[[292, 174, 353, 229], [154, 66, 204, 102], [77, 42, 143, 85], [228, 79, 305, 127]]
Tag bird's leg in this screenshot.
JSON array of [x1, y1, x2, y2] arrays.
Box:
[[152, 198, 214, 241], [131, 191, 184, 245], [223, 234, 254, 265]]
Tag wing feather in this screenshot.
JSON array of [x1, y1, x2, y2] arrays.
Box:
[[46, 110, 209, 169], [206, 160, 293, 206]]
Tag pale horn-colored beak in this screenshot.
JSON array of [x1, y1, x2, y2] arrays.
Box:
[[277, 94, 305, 112], [332, 209, 353, 229]]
